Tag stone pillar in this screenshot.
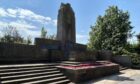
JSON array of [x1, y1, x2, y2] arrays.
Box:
[[57, 3, 76, 43]]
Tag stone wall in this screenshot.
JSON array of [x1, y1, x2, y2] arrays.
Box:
[[112, 55, 132, 67], [98, 50, 113, 61], [0, 41, 116, 63], [51, 50, 65, 61], [72, 43, 87, 51], [35, 38, 61, 45], [0, 42, 66, 63], [0, 42, 48, 63], [68, 50, 114, 62], [69, 51, 97, 62]]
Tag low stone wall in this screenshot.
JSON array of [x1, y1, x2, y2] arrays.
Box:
[[73, 43, 87, 51], [51, 50, 65, 61], [0, 41, 115, 63], [98, 50, 113, 61], [69, 51, 97, 62], [68, 50, 113, 62], [35, 38, 61, 50], [0, 42, 48, 63], [112, 55, 132, 67], [35, 38, 61, 45]]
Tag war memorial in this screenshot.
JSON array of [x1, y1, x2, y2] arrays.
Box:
[[0, 3, 119, 84]]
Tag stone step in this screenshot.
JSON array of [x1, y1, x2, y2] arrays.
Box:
[[0, 68, 58, 76], [0, 63, 71, 84], [0, 63, 57, 69], [49, 79, 71, 84], [2, 73, 65, 84], [61, 61, 82, 66], [22, 76, 68, 84], [1, 70, 61, 81], [0, 66, 55, 72], [60, 63, 79, 66], [62, 61, 81, 64]]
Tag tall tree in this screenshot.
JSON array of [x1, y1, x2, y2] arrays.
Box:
[[136, 34, 140, 54], [88, 6, 133, 54], [41, 27, 47, 38], [26, 35, 32, 45], [137, 34, 140, 43]]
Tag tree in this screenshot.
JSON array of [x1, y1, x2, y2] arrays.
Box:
[[47, 34, 56, 40], [26, 35, 32, 45], [40, 26, 56, 40], [137, 34, 140, 43], [136, 34, 140, 54], [88, 6, 133, 55], [41, 27, 47, 38], [1, 26, 24, 43]]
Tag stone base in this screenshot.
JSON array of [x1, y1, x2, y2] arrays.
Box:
[[57, 61, 119, 83]]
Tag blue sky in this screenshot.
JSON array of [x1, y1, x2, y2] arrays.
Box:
[[0, 0, 139, 44]]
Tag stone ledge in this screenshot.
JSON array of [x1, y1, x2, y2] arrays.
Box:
[[57, 61, 119, 83]]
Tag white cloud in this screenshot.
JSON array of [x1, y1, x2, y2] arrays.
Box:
[[7, 8, 17, 17], [0, 8, 52, 24], [0, 7, 57, 39], [0, 20, 37, 36], [76, 34, 88, 39], [76, 34, 88, 44], [25, 29, 40, 37], [0, 20, 36, 30], [0, 21, 8, 28], [17, 8, 51, 24], [0, 31, 3, 36], [0, 20, 40, 39], [53, 19, 57, 26], [0, 8, 8, 17], [0, 20, 51, 40], [10, 20, 36, 30]]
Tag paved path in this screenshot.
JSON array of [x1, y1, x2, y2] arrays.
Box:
[[69, 69, 140, 84], [87, 69, 140, 84]]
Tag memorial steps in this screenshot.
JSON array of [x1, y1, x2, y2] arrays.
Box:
[[0, 63, 71, 84], [60, 61, 81, 66]]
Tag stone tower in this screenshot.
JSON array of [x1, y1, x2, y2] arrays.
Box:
[[57, 3, 76, 43]]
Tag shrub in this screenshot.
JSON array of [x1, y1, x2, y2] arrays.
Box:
[[130, 53, 140, 65]]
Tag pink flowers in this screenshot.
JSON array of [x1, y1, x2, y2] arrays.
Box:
[[60, 61, 111, 69]]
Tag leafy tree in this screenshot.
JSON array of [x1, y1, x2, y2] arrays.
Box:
[[41, 27, 47, 38], [137, 34, 140, 43], [135, 34, 140, 54], [88, 6, 133, 55], [1, 26, 24, 43], [40, 26, 56, 40]]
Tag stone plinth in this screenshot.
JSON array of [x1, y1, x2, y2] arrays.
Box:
[[57, 61, 119, 83]]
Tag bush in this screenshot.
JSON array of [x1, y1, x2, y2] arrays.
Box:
[[130, 53, 140, 65]]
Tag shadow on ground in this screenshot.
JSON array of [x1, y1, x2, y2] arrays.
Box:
[[79, 72, 134, 84]]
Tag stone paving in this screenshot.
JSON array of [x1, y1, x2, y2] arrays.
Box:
[[86, 69, 140, 84], [69, 69, 140, 84]]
